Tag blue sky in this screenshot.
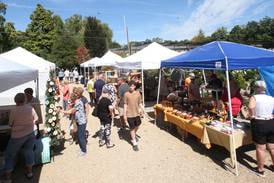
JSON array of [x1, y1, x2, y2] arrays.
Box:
[[2, 0, 274, 44]]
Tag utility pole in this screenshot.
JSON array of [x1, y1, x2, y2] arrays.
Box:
[[124, 16, 131, 55]]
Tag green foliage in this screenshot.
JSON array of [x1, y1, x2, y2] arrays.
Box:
[[110, 41, 121, 48], [211, 27, 228, 41], [50, 31, 78, 68], [84, 16, 108, 57], [23, 4, 56, 59], [0, 2, 6, 52], [191, 29, 210, 45], [44, 72, 64, 147], [64, 14, 84, 46], [229, 25, 245, 43]]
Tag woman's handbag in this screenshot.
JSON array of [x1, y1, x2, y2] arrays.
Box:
[[70, 121, 78, 134]]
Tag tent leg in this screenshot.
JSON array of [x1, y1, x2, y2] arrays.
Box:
[[141, 67, 145, 108], [156, 69, 162, 125], [35, 77, 39, 101], [225, 69, 239, 176]]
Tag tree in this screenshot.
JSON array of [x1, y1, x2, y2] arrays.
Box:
[[152, 37, 163, 43], [211, 27, 228, 41], [50, 31, 78, 68], [76, 45, 90, 64], [101, 23, 113, 48], [23, 4, 56, 59], [110, 41, 121, 48], [244, 21, 259, 45], [84, 16, 108, 57], [0, 2, 7, 52], [2, 22, 17, 50], [65, 14, 85, 46], [229, 25, 246, 43], [257, 17, 274, 48], [191, 29, 207, 45]]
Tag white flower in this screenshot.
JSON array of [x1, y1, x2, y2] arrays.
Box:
[[45, 100, 49, 105], [53, 130, 58, 135], [48, 109, 53, 113], [48, 88, 53, 92], [52, 116, 57, 121], [50, 81, 55, 86], [54, 96, 59, 100], [53, 112, 57, 116], [51, 122, 55, 127], [47, 127, 51, 132], [48, 118, 53, 123], [50, 104, 55, 108]]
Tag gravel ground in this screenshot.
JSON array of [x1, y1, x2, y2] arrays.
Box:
[[8, 85, 274, 183]]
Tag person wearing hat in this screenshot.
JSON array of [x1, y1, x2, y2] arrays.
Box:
[[248, 80, 274, 177]]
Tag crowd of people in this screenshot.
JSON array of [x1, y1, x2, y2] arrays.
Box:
[[0, 69, 273, 182], [56, 72, 144, 154]]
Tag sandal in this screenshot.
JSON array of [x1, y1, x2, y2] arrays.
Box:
[[252, 167, 265, 177]]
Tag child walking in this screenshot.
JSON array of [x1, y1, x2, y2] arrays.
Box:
[[97, 88, 115, 148]]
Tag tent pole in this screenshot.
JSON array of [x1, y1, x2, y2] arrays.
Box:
[[35, 77, 39, 101], [202, 69, 207, 85], [141, 67, 145, 108], [156, 68, 162, 125], [157, 69, 162, 104], [225, 62, 239, 176]]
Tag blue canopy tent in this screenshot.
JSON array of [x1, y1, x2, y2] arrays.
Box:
[[259, 66, 274, 97], [159, 41, 274, 175]]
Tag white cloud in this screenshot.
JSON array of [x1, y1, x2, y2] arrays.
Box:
[[161, 0, 262, 40]]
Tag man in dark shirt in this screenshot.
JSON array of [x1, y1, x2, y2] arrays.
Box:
[[94, 74, 105, 104]]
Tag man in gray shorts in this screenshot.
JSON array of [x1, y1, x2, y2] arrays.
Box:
[[117, 77, 129, 139]]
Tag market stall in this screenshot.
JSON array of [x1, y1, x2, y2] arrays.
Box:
[[158, 41, 274, 175], [0, 56, 38, 150], [116, 42, 180, 107], [0, 47, 55, 105]]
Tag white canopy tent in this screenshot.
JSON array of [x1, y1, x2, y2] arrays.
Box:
[[80, 57, 101, 68], [116, 42, 180, 107], [116, 42, 180, 70], [97, 51, 122, 67], [0, 47, 55, 105], [0, 56, 38, 93]]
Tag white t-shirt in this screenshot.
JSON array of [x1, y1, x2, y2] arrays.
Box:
[[254, 94, 274, 118]]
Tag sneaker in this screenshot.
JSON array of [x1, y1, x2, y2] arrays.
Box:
[[132, 145, 139, 151], [79, 151, 87, 157], [99, 140, 105, 147], [252, 167, 265, 177], [106, 143, 115, 149], [269, 165, 274, 172], [118, 129, 124, 139]]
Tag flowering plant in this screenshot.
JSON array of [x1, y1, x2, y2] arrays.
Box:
[[44, 71, 64, 147]]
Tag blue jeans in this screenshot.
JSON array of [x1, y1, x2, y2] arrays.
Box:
[[77, 123, 87, 153], [4, 132, 36, 172]]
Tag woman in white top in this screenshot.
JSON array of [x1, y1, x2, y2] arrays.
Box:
[[248, 80, 274, 177]]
